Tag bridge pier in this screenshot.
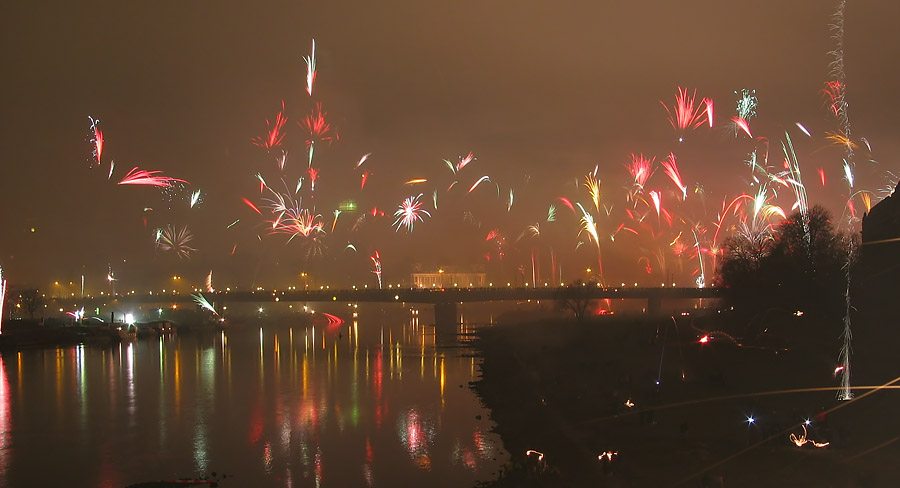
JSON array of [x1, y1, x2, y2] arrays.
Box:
[[434, 302, 458, 329]]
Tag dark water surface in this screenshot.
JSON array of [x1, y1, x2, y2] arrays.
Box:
[[0, 306, 506, 487]]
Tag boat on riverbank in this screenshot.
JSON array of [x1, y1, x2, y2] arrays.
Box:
[[134, 320, 176, 338]]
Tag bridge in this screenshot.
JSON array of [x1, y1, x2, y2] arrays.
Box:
[[105, 286, 723, 324]]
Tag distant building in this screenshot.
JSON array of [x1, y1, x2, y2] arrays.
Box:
[[411, 268, 487, 288], [859, 183, 900, 308]]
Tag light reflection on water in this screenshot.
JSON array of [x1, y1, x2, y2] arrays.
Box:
[[0, 306, 506, 487]]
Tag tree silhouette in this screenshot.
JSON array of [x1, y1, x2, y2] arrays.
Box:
[[716, 205, 851, 317], [555, 280, 597, 321]]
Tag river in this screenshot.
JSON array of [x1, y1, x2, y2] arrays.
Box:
[[0, 304, 507, 487]]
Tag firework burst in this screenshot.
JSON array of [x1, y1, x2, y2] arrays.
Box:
[[252, 101, 288, 151], [156, 225, 197, 259], [301, 103, 338, 167], [661, 87, 713, 141], [119, 167, 188, 188], [393, 194, 431, 232]]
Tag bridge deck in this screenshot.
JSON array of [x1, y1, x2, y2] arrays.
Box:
[[95, 286, 723, 305]]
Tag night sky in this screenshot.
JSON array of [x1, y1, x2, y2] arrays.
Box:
[[2, 1, 900, 293]]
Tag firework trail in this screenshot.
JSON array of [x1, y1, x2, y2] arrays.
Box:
[[190, 190, 202, 208], [308, 167, 319, 192], [557, 197, 575, 213], [206, 270, 214, 293], [585, 169, 602, 212], [156, 225, 196, 259], [576, 202, 603, 279], [0, 266, 6, 335], [781, 133, 808, 220], [457, 152, 475, 171], [192, 293, 218, 316], [732, 117, 752, 138], [88, 116, 103, 166], [118, 167, 188, 188], [691, 228, 706, 288], [469, 176, 491, 193], [371, 251, 383, 289], [304, 39, 316, 96], [661, 87, 713, 141], [547, 204, 557, 222], [649, 190, 662, 219], [660, 153, 687, 200], [393, 194, 431, 232], [241, 197, 263, 215], [356, 153, 371, 168], [828, 0, 854, 401], [252, 101, 288, 151], [108, 160, 115, 180]]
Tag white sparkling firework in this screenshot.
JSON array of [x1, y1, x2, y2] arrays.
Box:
[[190, 189, 202, 208], [304, 39, 316, 96], [192, 293, 218, 316], [734, 89, 758, 123], [393, 194, 431, 232], [156, 225, 197, 259]]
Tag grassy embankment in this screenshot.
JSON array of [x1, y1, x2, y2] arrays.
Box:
[[471, 308, 900, 487]]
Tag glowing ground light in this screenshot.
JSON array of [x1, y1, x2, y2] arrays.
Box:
[[699, 335, 710, 344], [525, 450, 544, 462], [745, 416, 756, 425], [598, 451, 618, 461], [790, 424, 829, 448]]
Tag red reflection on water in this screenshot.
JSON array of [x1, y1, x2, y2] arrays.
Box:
[[374, 349, 383, 428], [249, 398, 264, 444], [0, 355, 9, 479]]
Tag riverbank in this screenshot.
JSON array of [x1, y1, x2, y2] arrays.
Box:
[[471, 311, 900, 487], [0, 320, 122, 350]]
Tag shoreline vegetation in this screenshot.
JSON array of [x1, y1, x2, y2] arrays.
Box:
[[470, 307, 900, 487]]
